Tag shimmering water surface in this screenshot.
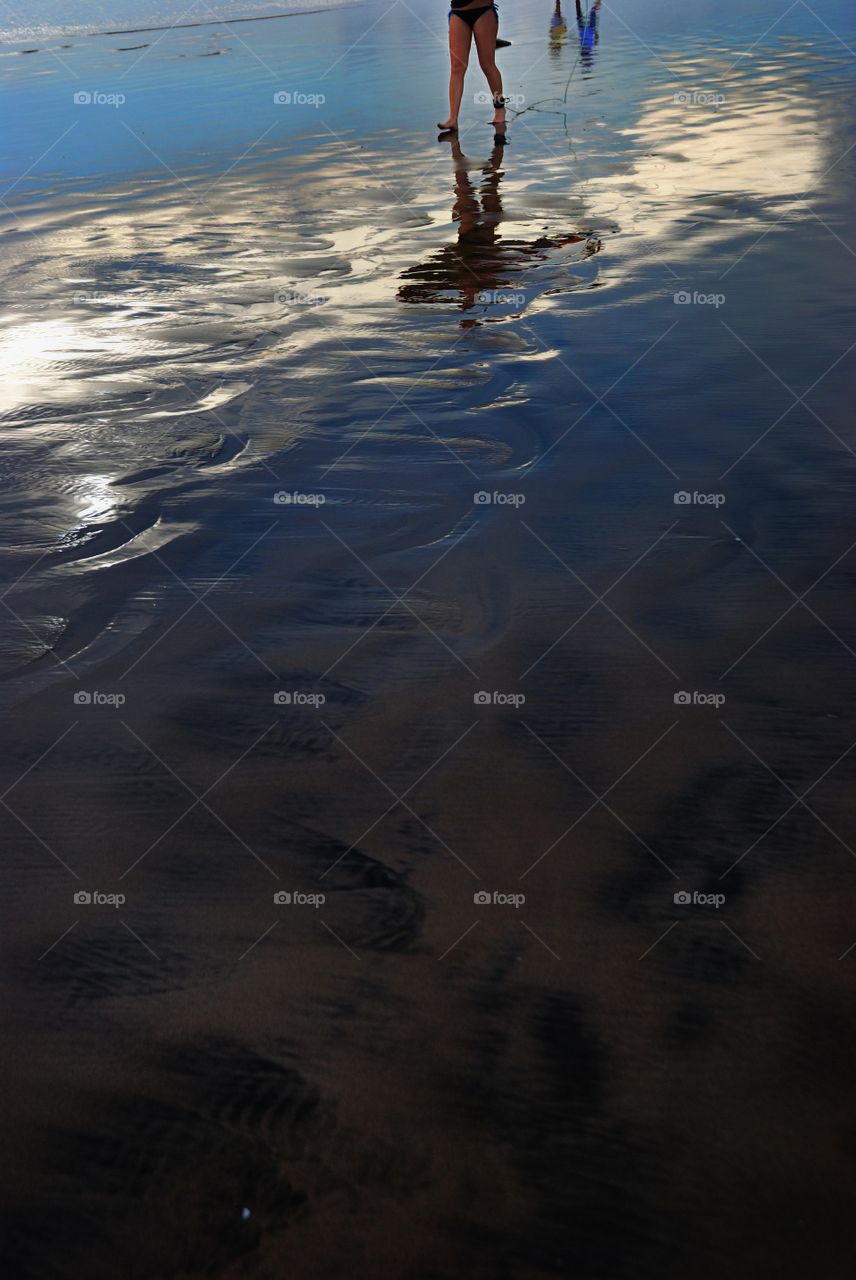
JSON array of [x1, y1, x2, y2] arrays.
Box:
[[2, 1, 856, 1276]]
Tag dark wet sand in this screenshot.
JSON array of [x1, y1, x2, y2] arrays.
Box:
[[3, 0, 856, 1275]]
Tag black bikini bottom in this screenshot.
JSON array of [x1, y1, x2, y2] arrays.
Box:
[[449, 3, 498, 31]]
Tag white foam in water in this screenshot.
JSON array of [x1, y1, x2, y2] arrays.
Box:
[[1, 0, 358, 42]]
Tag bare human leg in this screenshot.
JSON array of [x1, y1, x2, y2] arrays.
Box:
[[473, 7, 505, 127], [439, 15, 473, 131]]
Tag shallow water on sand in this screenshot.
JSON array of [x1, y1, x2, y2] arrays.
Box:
[[3, 1, 856, 1276]]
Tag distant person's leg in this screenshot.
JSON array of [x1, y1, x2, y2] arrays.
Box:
[[473, 7, 505, 127], [439, 16, 473, 131]]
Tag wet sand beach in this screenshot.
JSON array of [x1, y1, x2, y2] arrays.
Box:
[[3, 0, 856, 1275]]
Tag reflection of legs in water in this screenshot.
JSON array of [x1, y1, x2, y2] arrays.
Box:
[[550, 0, 568, 54], [395, 137, 507, 317], [397, 135, 598, 320], [449, 137, 506, 239], [449, 137, 507, 311], [478, 141, 506, 230], [575, 0, 601, 69], [449, 138, 481, 238]]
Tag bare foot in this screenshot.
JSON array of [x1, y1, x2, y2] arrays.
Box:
[[437, 118, 458, 132]]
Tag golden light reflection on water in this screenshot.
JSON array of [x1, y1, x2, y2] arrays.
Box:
[[0, 312, 153, 415], [69, 471, 116, 523], [0, 44, 831, 446], [581, 85, 824, 264]]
